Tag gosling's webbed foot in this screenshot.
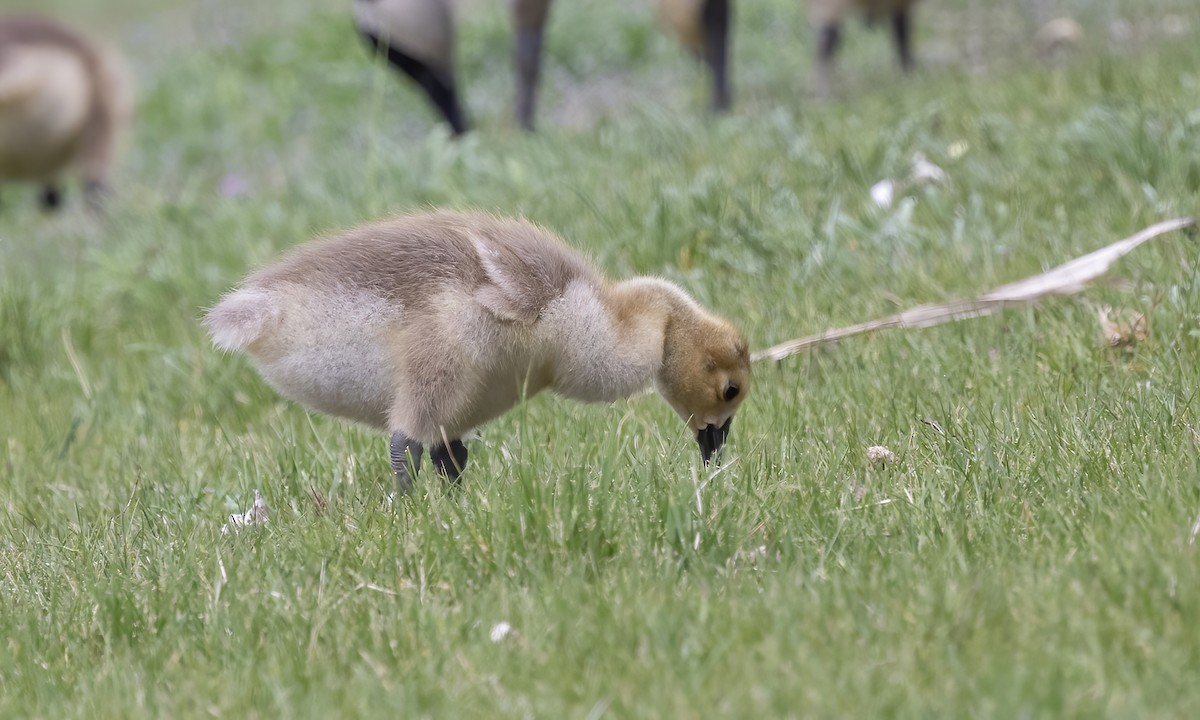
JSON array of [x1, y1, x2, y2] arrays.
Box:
[[430, 439, 468, 482], [390, 432, 424, 494]]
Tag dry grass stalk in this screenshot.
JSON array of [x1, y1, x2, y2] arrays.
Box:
[[754, 217, 1195, 363]]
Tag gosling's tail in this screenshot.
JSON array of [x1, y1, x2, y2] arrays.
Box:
[[203, 288, 278, 353]]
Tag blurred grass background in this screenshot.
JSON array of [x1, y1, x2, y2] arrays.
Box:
[[2, 0, 1200, 717]]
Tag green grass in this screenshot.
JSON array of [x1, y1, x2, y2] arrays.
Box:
[[3, 0, 1200, 716]]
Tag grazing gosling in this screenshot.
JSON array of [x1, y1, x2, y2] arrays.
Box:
[[354, 0, 468, 135], [0, 13, 133, 211], [509, 0, 733, 131], [205, 211, 752, 492], [808, 0, 921, 95]]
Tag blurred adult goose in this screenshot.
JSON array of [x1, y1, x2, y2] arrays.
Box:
[[0, 13, 133, 210], [205, 211, 751, 492], [809, 0, 921, 94], [509, 0, 732, 130], [354, 0, 468, 135]]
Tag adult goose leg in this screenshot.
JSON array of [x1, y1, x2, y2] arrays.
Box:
[[702, 0, 731, 111], [892, 9, 913, 72], [512, 0, 552, 130]]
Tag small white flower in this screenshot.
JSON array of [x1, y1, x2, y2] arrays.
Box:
[[909, 153, 946, 186], [222, 490, 269, 534], [866, 445, 897, 466], [489, 622, 514, 643], [870, 179, 895, 208]]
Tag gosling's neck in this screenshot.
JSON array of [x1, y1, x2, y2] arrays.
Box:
[[546, 277, 694, 403], [606, 276, 701, 333]]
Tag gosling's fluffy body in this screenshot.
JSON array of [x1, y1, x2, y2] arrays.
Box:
[[354, 0, 467, 134], [205, 212, 750, 459], [0, 13, 133, 209]]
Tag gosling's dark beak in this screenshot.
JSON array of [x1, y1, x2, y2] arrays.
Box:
[[696, 417, 733, 465]]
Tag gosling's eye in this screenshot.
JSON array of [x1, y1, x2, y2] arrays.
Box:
[[724, 384, 739, 402]]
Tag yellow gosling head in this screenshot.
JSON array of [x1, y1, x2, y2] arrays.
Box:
[[658, 309, 751, 464]]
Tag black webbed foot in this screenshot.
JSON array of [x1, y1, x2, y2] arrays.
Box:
[[390, 432, 424, 494], [430, 439, 468, 482]]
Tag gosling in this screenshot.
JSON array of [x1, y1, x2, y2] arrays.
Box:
[[510, 0, 732, 131], [204, 211, 752, 492], [0, 13, 133, 210], [354, 0, 468, 135]]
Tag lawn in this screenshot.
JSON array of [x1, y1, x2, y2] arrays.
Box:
[[2, 0, 1200, 717]]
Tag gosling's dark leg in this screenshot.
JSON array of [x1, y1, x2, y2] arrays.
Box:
[[430, 439, 468, 482], [360, 31, 469, 135], [891, 10, 913, 72], [702, 0, 732, 112], [390, 432, 424, 494], [40, 184, 62, 212]]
